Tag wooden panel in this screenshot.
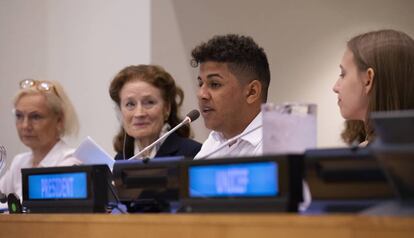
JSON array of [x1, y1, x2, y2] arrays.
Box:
[[0, 214, 412, 238]]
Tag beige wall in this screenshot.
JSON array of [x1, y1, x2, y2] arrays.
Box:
[[151, 0, 414, 147], [0, 0, 151, 163], [0, 0, 413, 165]]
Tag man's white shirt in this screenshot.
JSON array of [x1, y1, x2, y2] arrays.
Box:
[[194, 112, 262, 159]]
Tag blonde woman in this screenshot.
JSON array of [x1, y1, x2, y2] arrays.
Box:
[[0, 79, 80, 200]]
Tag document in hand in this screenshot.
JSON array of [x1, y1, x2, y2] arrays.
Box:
[[74, 136, 115, 170]]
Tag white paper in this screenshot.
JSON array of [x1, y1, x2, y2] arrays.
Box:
[[73, 136, 115, 170]]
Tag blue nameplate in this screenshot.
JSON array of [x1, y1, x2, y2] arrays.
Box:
[[189, 161, 278, 198], [28, 172, 88, 200]]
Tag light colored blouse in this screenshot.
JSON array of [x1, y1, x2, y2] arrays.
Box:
[[0, 140, 80, 201]]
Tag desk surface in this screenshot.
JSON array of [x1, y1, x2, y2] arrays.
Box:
[[0, 213, 413, 238]]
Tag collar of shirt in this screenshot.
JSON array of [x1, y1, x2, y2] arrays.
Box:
[[35, 140, 68, 167], [211, 112, 263, 147], [134, 123, 171, 159]]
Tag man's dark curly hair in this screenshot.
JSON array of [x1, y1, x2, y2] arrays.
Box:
[[191, 34, 270, 102]]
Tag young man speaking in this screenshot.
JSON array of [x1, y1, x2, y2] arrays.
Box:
[[191, 34, 270, 159]]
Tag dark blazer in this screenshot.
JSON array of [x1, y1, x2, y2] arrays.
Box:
[[114, 132, 201, 160]]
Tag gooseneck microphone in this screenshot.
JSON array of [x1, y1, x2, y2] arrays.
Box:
[[185, 109, 201, 122], [128, 109, 200, 161], [0, 145, 7, 203], [0, 145, 6, 172], [0, 192, 7, 203], [198, 124, 263, 160]]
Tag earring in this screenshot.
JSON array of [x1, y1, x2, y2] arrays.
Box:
[[57, 126, 63, 137]]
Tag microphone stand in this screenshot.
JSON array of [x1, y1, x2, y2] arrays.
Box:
[[128, 117, 191, 161]]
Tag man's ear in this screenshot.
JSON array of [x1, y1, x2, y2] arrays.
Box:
[[364, 68, 375, 94], [245, 80, 262, 104]]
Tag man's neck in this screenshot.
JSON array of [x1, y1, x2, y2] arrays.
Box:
[[221, 109, 260, 139]]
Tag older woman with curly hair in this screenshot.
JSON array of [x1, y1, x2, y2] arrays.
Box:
[[109, 64, 201, 160]]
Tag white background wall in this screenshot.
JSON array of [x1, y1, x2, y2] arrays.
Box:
[[151, 0, 414, 147], [0, 0, 413, 166], [0, 0, 150, 165]]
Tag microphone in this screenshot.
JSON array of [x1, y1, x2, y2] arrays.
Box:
[[0, 192, 7, 203], [7, 193, 22, 213], [0, 146, 7, 204], [128, 109, 200, 160], [198, 124, 263, 159], [185, 109, 200, 122], [0, 145, 6, 172]]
